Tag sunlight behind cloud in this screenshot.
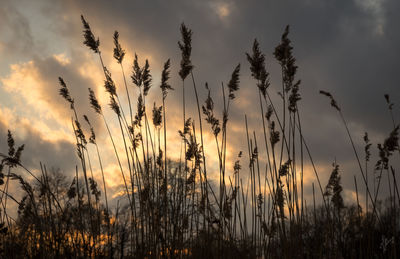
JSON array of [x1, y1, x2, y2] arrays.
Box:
[[2, 61, 57, 119], [211, 2, 233, 22], [354, 0, 386, 35], [53, 53, 71, 65], [2, 61, 69, 126], [217, 4, 230, 18]]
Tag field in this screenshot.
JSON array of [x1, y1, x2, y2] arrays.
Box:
[[0, 13, 399, 259]]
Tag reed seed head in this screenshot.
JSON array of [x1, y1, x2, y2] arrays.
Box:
[[58, 77, 74, 108], [228, 63, 240, 100], [83, 115, 96, 144], [7, 130, 15, 157], [81, 15, 100, 53], [384, 94, 394, 110], [134, 94, 145, 127], [269, 121, 280, 147], [109, 95, 121, 117], [152, 103, 162, 127], [202, 84, 220, 137], [375, 126, 399, 169], [104, 67, 117, 96], [88, 88, 102, 114], [279, 159, 291, 177], [178, 23, 193, 80], [384, 126, 399, 153], [160, 59, 173, 100], [142, 59, 152, 96], [265, 105, 273, 121], [288, 80, 301, 112], [246, 39, 270, 97], [74, 120, 87, 145], [274, 25, 297, 90], [131, 54, 142, 87], [113, 31, 125, 64], [319, 90, 340, 111], [324, 163, 344, 210], [4, 130, 24, 167], [364, 132, 371, 162]]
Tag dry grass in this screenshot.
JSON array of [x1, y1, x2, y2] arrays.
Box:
[[0, 17, 399, 258]]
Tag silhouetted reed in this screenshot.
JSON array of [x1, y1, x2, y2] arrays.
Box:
[[0, 17, 398, 259]]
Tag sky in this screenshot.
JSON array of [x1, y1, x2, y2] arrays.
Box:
[[0, 0, 399, 210]]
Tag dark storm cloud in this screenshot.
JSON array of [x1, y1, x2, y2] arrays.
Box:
[[65, 0, 399, 130]]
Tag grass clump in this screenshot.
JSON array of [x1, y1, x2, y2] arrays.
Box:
[[0, 17, 399, 259]]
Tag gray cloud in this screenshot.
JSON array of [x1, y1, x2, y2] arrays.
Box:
[[0, 116, 78, 175]]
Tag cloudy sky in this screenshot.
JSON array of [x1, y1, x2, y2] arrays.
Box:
[[0, 0, 399, 209]]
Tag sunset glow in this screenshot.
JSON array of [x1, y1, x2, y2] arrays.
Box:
[[0, 0, 399, 257]]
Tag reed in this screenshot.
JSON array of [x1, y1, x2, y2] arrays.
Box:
[[0, 17, 398, 259]]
